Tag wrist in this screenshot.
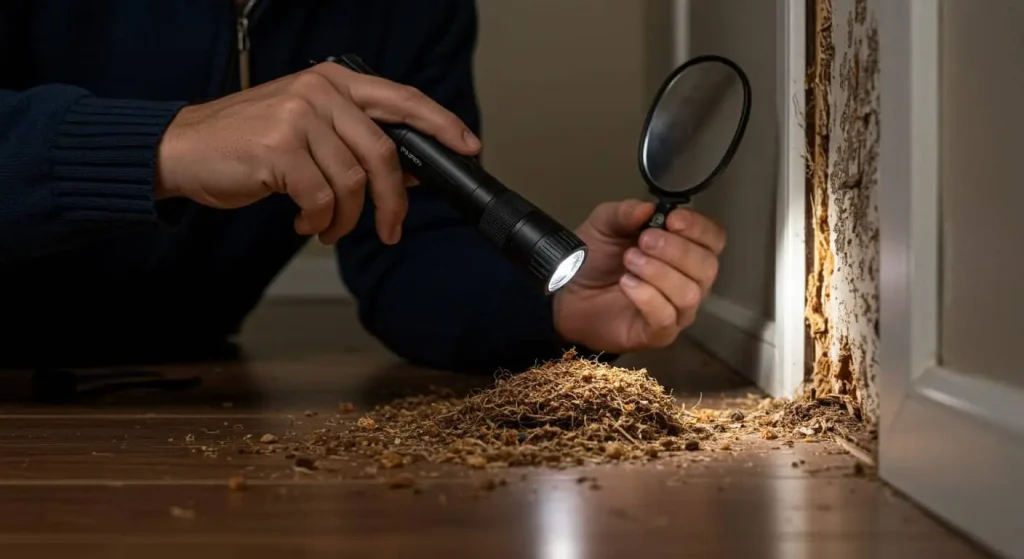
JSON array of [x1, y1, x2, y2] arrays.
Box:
[[153, 119, 186, 200]]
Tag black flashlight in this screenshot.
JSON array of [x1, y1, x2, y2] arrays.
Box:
[[329, 54, 588, 295]]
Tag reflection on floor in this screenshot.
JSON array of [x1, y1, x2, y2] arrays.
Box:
[[0, 301, 989, 558]]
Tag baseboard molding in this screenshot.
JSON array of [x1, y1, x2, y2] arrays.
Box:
[[687, 294, 783, 397], [264, 256, 351, 300]]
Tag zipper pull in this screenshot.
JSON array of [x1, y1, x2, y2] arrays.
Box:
[[236, 0, 257, 90]]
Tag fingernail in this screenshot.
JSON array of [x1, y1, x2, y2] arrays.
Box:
[[392, 224, 403, 244], [640, 230, 663, 251], [669, 212, 688, 231], [621, 273, 640, 288], [626, 248, 646, 267], [463, 129, 481, 150]]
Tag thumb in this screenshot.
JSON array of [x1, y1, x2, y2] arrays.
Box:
[[587, 199, 655, 239]]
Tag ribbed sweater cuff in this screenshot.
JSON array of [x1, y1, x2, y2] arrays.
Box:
[[49, 96, 187, 224]]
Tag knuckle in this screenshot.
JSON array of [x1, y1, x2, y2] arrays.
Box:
[[312, 61, 339, 75], [275, 95, 315, 121], [659, 306, 679, 329], [372, 133, 399, 162], [681, 282, 702, 309], [307, 186, 335, 209], [252, 164, 278, 191], [341, 164, 368, 189], [704, 257, 720, 284], [291, 71, 332, 96], [398, 84, 426, 104]]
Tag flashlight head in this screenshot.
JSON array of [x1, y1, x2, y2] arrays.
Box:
[[479, 192, 589, 295], [548, 247, 588, 293]]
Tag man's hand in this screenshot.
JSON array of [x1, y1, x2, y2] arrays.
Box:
[[154, 62, 481, 245], [552, 199, 726, 353]]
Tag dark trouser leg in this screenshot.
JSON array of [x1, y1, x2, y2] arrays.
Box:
[[0, 194, 311, 367]]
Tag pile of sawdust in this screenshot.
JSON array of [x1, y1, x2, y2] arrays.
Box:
[[239, 352, 869, 475]]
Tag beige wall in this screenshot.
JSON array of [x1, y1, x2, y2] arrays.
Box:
[[686, 0, 778, 319], [939, 0, 1024, 387], [474, 0, 673, 228]]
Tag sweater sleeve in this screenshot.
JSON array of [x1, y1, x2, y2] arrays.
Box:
[[0, 85, 187, 262], [335, 0, 583, 374]]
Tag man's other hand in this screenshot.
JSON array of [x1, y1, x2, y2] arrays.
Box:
[[553, 199, 726, 353], [155, 62, 481, 245]]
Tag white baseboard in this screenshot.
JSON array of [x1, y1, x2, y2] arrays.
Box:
[[686, 294, 784, 397], [264, 256, 351, 300]]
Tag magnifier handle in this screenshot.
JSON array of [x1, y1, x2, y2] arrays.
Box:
[[645, 199, 685, 230]]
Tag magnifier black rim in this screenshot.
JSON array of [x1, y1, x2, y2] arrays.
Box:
[[638, 54, 753, 202]]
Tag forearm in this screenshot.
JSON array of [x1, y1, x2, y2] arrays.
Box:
[[0, 85, 186, 262]]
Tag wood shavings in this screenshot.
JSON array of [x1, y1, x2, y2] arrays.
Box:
[[233, 357, 868, 474]]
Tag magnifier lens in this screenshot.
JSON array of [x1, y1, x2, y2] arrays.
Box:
[[637, 55, 752, 232], [547, 248, 587, 293]]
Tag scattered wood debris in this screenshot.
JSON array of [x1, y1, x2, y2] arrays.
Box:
[[229, 356, 869, 480], [835, 436, 877, 467]]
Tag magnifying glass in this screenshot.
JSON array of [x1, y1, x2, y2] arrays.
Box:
[[638, 55, 753, 228]]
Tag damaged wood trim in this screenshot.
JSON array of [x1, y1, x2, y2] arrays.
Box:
[[805, 0, 835, 399]]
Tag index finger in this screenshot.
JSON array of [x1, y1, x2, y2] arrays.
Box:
[[665, 208, 727, 255], [312, 63, 480, 155]]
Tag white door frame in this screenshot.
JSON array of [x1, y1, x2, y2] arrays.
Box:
[[772, 0, 808, 398], [879, 2, 1024, 557]]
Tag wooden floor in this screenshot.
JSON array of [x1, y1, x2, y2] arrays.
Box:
[[0, 301, 989, 558]]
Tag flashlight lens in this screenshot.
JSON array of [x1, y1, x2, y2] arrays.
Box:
[[547, 249, 587, 293]]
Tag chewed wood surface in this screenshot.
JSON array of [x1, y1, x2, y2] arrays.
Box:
[[0, 302, 989, 558]]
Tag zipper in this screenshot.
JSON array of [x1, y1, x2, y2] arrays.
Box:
[[235, 0, 258, 90]]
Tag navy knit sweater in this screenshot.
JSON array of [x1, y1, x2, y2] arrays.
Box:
[[0, 0, 578, 372]]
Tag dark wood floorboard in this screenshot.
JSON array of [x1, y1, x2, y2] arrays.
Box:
[[0, 301, 991, 558]]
